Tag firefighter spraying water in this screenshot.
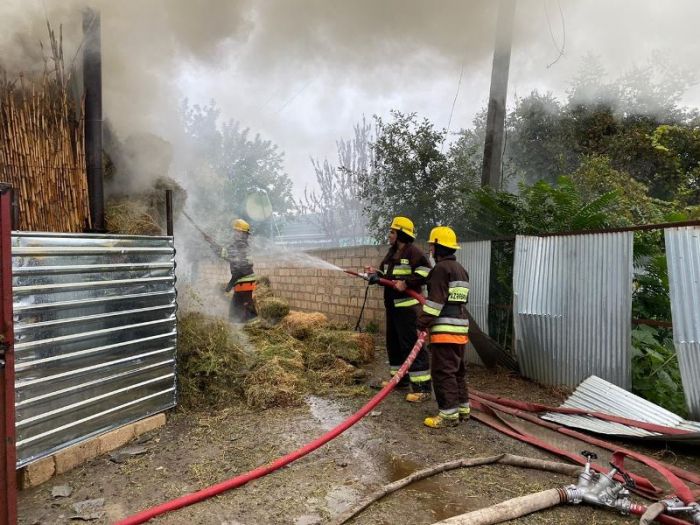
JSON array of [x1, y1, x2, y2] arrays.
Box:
[[182, 211, 257, 322]]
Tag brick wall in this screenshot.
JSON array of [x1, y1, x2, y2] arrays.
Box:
[[194, 245, 389, 328]]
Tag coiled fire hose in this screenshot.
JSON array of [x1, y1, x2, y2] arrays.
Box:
[[115, 326, 427, 523]]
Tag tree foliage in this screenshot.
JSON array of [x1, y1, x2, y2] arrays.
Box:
[[453, 54, 700, 206], [179, 100, 294, 238], [359, 110, 478, 241], [464, 174, 621, 238]]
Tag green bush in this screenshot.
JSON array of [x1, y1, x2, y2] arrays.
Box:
[[630, 325, 687, 417]]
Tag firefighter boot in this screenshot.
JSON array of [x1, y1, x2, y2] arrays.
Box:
[[405, 380, 432, 403], [459, 404, 471, 421], [424, 411, 459, 429], [405, 392, 431, 403]]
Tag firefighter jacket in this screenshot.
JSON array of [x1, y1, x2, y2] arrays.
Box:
[[417, 255, 470, 344], [221, 236, 255, 293], [378, 243, 431, 309]]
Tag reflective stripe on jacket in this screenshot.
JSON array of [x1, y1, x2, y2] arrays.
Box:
[[417, 255, 470, 344], [378, 243, 431, 308]]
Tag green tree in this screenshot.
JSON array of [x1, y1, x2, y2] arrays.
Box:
[[359, 110, 477, 241], [298, 118, 372, 243], [464, 175, 621, 239], [505, 91, 574, 185], [649, 124, 700, 205], [179, 100, 294, 238], [451, 53, 700, 204], [568, 155, 672, 225]]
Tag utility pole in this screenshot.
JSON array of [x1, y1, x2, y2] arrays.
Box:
[[481, 0, 516, 188], [83, 8, 105, 231]]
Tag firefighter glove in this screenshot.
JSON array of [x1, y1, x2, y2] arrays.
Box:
[[368, 273, 380, 285]]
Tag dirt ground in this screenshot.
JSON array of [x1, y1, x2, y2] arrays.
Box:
[[18, 343, 700, 525]]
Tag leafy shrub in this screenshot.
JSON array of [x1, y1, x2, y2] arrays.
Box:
[[630, 325, 687, 417]]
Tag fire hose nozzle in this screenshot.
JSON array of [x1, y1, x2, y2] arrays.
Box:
[[354, 271, 380, 284]]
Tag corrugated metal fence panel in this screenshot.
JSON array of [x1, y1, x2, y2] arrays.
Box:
[[12, 232, 177, 467], [665, 226, 700, 419], [513, 232, 633, 389], [456, 241, 491, 366], [543, 375, 700, 439]]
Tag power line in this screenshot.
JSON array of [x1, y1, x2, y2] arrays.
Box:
[[544, 0, 566, 69], [275, 78, 314, 114], [442, 60, 466, 153]]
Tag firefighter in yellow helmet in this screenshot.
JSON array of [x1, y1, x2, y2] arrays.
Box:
[[365, 216, 432, 401], [417, 226, 470, 428], [221, 218, 257, 322]]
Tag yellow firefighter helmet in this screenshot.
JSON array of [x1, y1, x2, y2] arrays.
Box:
[[389, 216, 415, 239], [232, 218, 250, 233], [427, 226, 460, 250]]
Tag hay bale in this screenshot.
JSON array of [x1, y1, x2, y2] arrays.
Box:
[[310, 331, 375, 365], [105, 177, 186, 235], [278, 311, 329, 340], [177, 312, 247, 409], [105, 198, 162, 235], [257, 297, 290, 323], [243, 356, 307, 409]]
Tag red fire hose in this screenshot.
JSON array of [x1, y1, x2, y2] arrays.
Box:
[[344, 269, 427, 304], [630, 503, 692, 525], [115, 329, 427, 525], [470, 393, 700, 487]]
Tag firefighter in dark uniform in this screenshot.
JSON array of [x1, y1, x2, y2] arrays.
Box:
[[417, 226, 470, 428], [366, 216, 432, 401], [222, 219, 257, 322]]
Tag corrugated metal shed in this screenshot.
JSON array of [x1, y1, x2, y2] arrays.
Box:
[[13, 232, 177, 466], [456, 241, 491, 366], [513, 233, 633, 388], [543, 375, 700, 443], [665, 226, 700, 419]]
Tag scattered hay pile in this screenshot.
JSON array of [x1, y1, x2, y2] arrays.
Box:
[[177, 312, 248, 409], [242, 322, 308, 408], [178, 282, 376, 410]]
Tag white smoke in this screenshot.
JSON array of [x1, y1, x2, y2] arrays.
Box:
[[2, 0, 700, 194]]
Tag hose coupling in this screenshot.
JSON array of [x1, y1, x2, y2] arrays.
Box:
[[563, 485, 585, 504]]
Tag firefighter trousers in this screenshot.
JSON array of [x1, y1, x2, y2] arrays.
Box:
[[229, 290, 257, 322], [430, 342, 468, 411], [385, 305, 431, 392]]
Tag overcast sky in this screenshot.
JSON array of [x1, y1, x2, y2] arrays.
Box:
[[2, 0, 700, 198]]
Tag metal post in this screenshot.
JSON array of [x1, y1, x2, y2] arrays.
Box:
[[0, 183, 17, 525], [83, 8, 104, 232], [481, 0, 516, 188], [9, 189, 18, 231], [165, 190, 174, 237]]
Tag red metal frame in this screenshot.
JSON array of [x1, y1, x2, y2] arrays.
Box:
[[0, 185, 16, 525]]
